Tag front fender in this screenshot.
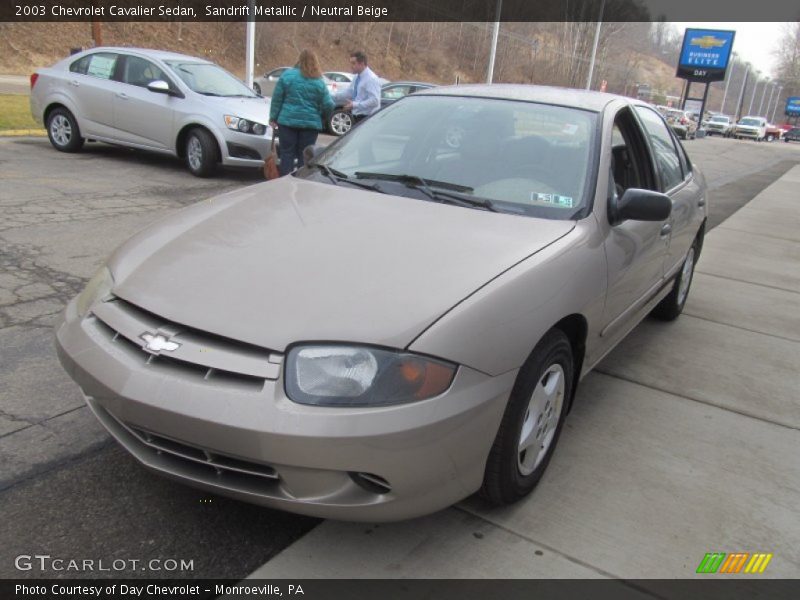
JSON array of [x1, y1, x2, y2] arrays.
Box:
[[408, 219, 607, 376]]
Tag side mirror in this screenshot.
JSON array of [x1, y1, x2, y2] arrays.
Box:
[[147, 80, 171, 95], [303, 144, 325, 165], [610, 188, 672, 225]]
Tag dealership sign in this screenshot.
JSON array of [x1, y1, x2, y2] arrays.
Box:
[[676, 28, 735, 83], [786, 97, 800, 116]]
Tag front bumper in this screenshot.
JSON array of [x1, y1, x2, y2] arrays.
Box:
[[218, 127, 275, 167], [55, 298, 515, 521], [734, 128, 760, 139]]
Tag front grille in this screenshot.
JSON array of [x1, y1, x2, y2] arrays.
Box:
[[87, 296, 282, 390]]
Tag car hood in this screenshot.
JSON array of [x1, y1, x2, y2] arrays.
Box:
[[197, 94, 271, 123], [111, 177, 574, 353]]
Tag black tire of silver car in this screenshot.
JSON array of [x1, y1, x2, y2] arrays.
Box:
[[46, 107, 84, 153], [481, 329, 573, 506], [651, 237, 700, 321], [185, 128, 219, 177], [329, 109, 353, 136]]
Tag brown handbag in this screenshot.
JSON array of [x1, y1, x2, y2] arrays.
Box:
[[263, 132, 279, 180]]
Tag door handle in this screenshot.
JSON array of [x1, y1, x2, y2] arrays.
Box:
[[698, 198, 706, 207], [69, 80, 80, 87], [116, 92, 128, 100], [660, 223, 672, 237]]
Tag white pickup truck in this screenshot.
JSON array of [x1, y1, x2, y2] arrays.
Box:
[[733, 116, 767, 141]]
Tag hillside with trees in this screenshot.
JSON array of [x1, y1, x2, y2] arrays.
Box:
[[1, 20, 796, 119]]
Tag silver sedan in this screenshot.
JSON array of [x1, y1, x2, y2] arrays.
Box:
[[56, 85, 707, 521], [30, 47, 273, 176]]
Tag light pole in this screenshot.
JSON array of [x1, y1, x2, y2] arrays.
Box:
[[585, 0, 606, 90], [486, 0, 502, 84], [747, 72, 761, 115], [719, 52, 736, 114], [771, 86, 784, 122], [757, 77, 770, 116], [735, 63, 750, 121], [765, 82, 776, 119]]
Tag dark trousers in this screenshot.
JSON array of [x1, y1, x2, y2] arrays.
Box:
[[277, 126, 319, 176]]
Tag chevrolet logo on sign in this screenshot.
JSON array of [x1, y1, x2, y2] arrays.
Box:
[[691, 35, 727, 49]]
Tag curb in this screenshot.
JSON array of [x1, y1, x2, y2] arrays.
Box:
[[0, 129, 46, 137]]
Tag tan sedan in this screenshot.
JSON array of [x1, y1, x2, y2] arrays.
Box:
[[56, 85, 707, 521]]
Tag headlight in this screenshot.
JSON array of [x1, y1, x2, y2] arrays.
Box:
[[285, 345, 457, 407], [76, 266, 113, 318], [224, 115, 266, 135]]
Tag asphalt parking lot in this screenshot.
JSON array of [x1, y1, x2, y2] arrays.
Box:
[[1, 134, 799, 581]]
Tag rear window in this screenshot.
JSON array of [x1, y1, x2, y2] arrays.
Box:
[[69, 53, 118, 80]]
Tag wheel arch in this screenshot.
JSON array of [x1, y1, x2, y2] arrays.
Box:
[[175, 123, 222, 162], [550, 314, 588, 413]]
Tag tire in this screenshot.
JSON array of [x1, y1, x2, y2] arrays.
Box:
[[253, 82, 261, 95], [328, 109, 353, 136], [481, 329, 573, 506], [184, 128, 219, 177], [46, 107, 84, 153], [766, 134, 774, 142], [651, 238, 699, 321]]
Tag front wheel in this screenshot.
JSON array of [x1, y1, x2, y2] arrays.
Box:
[[184, 128, 219, 177], [481, 329, 573, 506], [328, 109, 353, 136], [651, 239, 699, 321], [46, 107, 84, 153]]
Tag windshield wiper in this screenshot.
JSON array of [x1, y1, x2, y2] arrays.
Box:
[[197, 91, 223, 97], [354, 172, 499, 212], [309, 164, 384, 193]]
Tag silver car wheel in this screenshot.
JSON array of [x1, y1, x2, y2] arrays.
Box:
[[331, 112, 352, 136], [187, 136, 203, 171], [677, 246, 695, 307], [50, 114, 72, 147], [517, 364, 565, 476]]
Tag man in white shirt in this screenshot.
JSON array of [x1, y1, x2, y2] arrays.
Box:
[[340, 50, 381, 124]]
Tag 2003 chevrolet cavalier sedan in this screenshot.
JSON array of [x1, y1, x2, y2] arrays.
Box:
[[56, 85, 707, 521]]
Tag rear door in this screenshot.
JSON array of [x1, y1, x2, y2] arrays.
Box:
[[66, 52, 121, 136], [112, 54, 178, 150]]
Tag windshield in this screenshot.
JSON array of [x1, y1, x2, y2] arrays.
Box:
[[739, 118, 763, 126], [710, 116, 729, 122], [299, 95, 596, 220], [164, 61, 257, 97]]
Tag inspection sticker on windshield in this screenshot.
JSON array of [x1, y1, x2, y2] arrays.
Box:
[[532, 192, 574, 208]]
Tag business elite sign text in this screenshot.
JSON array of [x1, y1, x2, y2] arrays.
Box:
[[676, 28, 735, 83]]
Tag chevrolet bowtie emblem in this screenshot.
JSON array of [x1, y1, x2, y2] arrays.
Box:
[[691, 36, 726, 49], [140, 332, 181, 354]]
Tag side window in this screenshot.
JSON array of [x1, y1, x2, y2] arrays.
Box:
[[610, 107, 657, 197], [634, 106, 684, 191], [69, 55, 90, 75], [382, 85, 412, 100], [122, 55, 168, 88], [84, 53, 118, 80]]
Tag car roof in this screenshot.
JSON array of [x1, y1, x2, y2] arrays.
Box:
[[383, 81, 436, 87], [81, 46, 211, 63], [418, 84, 628, 112]]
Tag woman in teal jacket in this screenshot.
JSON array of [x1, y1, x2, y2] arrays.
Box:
[[269, 50, 334, 176]]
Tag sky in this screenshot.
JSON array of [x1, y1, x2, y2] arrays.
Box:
[[670, 22, 787, 79]]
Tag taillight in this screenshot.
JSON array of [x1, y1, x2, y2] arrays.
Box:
[[30, 73, 39, 89]]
